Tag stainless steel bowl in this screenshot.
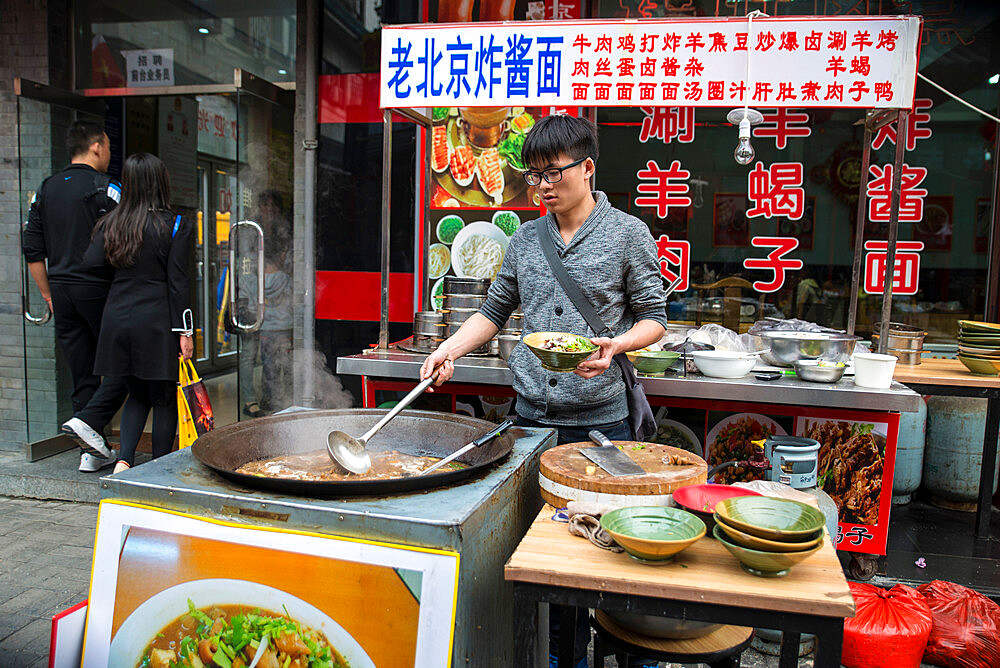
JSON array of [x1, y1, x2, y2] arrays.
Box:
[[756, 331, 858, 367], [442, 293, 485, 309], [604, 610, 721, 640], [497, 334, 520, 361], [794, 360, 847, 383], [444, 276, 490, 296]]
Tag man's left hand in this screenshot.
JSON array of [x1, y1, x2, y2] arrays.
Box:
[[574, 336, 619, 378]]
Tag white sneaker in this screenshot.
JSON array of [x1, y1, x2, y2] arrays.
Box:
[[79, 450, 117, 472], [61, 417, 112, 458]]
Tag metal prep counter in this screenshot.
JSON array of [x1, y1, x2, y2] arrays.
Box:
[[337, 349, 923, 413], [99, 426, 557, 667]]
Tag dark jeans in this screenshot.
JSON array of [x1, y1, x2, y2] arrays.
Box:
[[515, 416, 653, 668], [50, 282, 127, 432]]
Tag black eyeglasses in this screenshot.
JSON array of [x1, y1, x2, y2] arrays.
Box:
[[522, 156, 588, 186]]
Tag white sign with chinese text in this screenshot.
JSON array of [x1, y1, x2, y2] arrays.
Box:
[[122, 48, 174, 87], [381, 16, 921, 109]]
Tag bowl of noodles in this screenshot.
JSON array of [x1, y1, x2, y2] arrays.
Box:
[[109, 578, 374, 668], [523, 331, 598, 372], [428, 243, 451, 279], [451, 222, 509, 281]]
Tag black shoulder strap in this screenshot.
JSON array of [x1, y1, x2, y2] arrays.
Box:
[[535, 219, 611, 338]]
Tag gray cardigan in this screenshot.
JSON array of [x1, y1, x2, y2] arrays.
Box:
[[480, 192, 668, 426]]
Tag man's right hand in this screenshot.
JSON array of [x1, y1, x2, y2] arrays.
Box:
[[420, 347, 455, 391]]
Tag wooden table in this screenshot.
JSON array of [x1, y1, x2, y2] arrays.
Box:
[[505, 507, 855, 668], [893, 358, 1000, 538]]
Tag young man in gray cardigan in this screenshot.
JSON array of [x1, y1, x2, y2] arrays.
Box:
[[421, 114, 666, 668]]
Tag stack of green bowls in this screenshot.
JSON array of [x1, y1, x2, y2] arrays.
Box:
[[957, 320, 1000, 377], [712, 497, 826, 578]]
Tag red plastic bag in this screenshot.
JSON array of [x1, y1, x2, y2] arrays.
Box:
[[917, 580, 1000, 668], [842, 582, 933, 668]]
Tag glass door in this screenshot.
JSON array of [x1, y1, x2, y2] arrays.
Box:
[[231, 71, 295, 419], [15, 82, 108, 449]]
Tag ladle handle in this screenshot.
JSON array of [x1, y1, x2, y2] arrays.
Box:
[[360, 372, 438, 442]]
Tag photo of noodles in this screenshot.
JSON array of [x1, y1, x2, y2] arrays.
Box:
[[456, 233, 504, 280], [427, 243, 450, 279], [801, 419, 885, 525], [137, 601, 347, 668]]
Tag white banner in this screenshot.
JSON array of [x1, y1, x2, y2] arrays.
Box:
[[122, 48, 174, 87], [381, 16, 921, 109]]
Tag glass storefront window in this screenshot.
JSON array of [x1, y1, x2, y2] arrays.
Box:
[[75, 0, 296, 89]]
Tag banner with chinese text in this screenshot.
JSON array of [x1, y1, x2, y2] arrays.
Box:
[[382, 16, 921, 109]]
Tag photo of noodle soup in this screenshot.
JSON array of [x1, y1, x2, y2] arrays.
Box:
[[109, 579, 375, 668], [450, 222, 508, 281], [428, 243, 450, 279]]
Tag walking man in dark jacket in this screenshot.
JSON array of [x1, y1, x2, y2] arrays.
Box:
[[22, 121, 128, 471]]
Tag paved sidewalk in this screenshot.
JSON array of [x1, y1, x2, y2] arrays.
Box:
[[0, 496, 97, 667]]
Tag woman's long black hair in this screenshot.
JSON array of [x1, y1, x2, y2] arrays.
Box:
[[96, 152, 172, 268]]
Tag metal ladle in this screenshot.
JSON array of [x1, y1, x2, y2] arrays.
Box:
[[326, 370, 440, 474]]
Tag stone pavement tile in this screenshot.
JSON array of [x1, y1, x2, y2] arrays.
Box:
[[0, 581, 29, 605], [0, 618, 50, 652]]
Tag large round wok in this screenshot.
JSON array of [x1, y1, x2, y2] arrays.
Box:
[[191, 408, 515, 496]]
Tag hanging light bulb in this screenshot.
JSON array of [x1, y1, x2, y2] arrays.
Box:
[[734, 118, 755, 165], [690, 177, 708, 208]]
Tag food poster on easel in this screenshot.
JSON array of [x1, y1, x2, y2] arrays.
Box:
[[795, 413, 898, 555], [83, 501, 459, 667]]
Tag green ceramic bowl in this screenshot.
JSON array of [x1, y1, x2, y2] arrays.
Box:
[[523, 331, 598, 372], [714, 497, 825, 541], [958, 355, 1000, 377], [958, 336, 1000, 347], [628, 350, 681, 375], [600, 506, 706, 564], [713, 525, 822, 577], [715, 517, 823, 552], [959, 320, 1000, 334]]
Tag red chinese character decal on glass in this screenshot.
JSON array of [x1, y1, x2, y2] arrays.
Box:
[[871, 98, 933, 151], [655, 235, 690, 291], [638, 107, 695, 144], [864, 240, 924, 295], [867, 163, 928, 223], [746, 162, 805, 220], [753, 109, 811, 149], [635, 159, 691, 219], [742, 236, 803, 293]]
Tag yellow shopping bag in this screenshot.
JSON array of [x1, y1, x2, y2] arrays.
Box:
[[178, 357, 214, 448]]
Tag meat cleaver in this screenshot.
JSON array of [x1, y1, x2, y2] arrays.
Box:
[[580, 430, 646, 477]]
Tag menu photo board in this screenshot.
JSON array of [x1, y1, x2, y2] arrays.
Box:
[[83, 501, 458, 667]]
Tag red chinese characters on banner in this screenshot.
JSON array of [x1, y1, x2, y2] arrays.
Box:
[[638, 107, 695, 144], [867, 163, 928, 223], [871, 98, 932, 150], [864, 240, 923, 295], [655, 235, 690, 291], [635, 159, 692, 218], [742, 236, 803, 293], [746, 162, 805, 220], [753, 109, 811, 149]]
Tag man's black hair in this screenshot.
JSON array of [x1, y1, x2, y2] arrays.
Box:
[[521, 114, 599, 169], [66, 121, 106, 158]]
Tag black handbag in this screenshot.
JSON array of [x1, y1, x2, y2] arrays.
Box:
[[535, 220, 658, 441]]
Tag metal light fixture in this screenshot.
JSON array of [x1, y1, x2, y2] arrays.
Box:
[[690, 177, 708, 208], [727, 10, 767, 166]]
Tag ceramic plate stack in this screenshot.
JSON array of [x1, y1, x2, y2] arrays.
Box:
[[957, 320, 1000, 377], [712, 496, 826, 578]]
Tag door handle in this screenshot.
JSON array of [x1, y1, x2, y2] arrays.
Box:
[[228, 220, 265, 333], [20, 224, 50, 326]]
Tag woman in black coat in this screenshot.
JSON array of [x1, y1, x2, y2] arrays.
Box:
[[86, 153, 193, 474]]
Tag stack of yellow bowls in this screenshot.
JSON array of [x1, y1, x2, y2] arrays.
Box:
[[713, 496, 826, 578]]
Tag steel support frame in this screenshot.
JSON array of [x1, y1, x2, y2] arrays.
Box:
[[511, 582, 846, 668]]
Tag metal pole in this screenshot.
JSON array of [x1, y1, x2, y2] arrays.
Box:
[[984, 89, 1000, 323], [380, 109, 393, 350], [877, 109, 909, 354], [847, 114, 873, 336], [301, 0, 319, 406]]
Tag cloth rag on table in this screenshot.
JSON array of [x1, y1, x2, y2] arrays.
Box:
[[565, 501, 625, 552]]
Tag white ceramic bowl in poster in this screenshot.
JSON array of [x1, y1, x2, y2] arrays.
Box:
[[450, 221, 509, 279], [705, 413, 787, 463], [108, 578, 375, 668]]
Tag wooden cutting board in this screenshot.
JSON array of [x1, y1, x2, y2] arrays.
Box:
[[539, 441, 707, 508]]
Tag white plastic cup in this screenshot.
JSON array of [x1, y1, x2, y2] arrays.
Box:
[[853, 352, 898, 389]]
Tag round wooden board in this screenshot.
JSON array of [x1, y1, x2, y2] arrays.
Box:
[[540, 441, 707, 506]]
